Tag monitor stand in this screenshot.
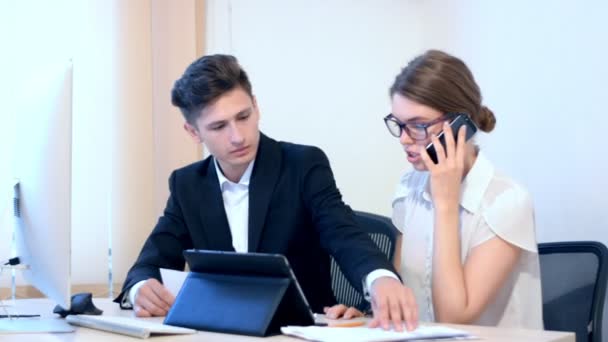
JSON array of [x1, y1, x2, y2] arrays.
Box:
[[0, 266, 74, 334]]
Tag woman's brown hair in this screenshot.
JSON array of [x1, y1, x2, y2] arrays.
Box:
[[390, 50, 496, 132]]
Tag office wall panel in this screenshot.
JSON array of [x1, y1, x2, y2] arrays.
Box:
[[206, 0, 608, 335], [205, 0, 425, 216], [151, 0, 204, 216], [205, 0, 608, 248]]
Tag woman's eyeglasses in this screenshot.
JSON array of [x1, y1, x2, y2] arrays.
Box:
[[383, 113, 456, 141]]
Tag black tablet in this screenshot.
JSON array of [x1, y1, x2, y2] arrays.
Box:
[[164, 249, 315, 336], [185, 249, 305, 278]]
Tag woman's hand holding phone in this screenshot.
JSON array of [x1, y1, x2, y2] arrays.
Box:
[[425, 114, 477, 164], [419, 121, 467, 212]]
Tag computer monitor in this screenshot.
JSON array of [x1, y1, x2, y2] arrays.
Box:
[[0, 60, 73, 332]]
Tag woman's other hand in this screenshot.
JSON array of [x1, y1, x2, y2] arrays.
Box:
[[323, 304, 365, 319]]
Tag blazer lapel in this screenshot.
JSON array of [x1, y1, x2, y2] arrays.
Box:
[[248, 133, 282, 252], [197, 158, 235, 252]]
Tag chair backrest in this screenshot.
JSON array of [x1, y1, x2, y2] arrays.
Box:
[[330, 211, 399, 310], [539, 241, 608, 342]]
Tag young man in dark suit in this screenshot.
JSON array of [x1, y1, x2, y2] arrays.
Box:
[[115, 54, 418, 331]]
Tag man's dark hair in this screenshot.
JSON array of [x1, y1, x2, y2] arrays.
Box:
[[171, 54, 253, 125]]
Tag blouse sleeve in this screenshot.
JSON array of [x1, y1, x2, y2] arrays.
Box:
[[470, 181, 538, 253], [391, 171, 416, 234], [392, 199, 406, 234]]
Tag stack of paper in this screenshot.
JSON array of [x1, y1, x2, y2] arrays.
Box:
[[281, 325, 471, 342]]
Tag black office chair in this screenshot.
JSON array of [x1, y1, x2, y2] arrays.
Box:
[[539, 241, 608, 342], [329, 211, 399, 311]]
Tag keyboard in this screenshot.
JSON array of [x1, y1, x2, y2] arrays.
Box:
[[66, 314, 196, 339]]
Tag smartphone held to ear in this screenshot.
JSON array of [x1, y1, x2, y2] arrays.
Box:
[[426, 113, 478, 164]]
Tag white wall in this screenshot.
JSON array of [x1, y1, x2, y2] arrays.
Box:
[[422, 0, 608, 244], [0, 0, 90, 288], [206, 0, 427, 215], [1, 0, 202, 295], [206, 0, 608, 335], [206, 0, 608, 243], [0, 0, 20, 272]]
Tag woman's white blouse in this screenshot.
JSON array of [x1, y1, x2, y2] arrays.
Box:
[[392, 152, 543, 329]]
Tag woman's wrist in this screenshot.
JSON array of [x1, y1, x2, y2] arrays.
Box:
[[433, 200, 459, 215], [433, 204, 459, 229]]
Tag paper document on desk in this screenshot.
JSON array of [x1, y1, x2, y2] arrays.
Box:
[[281, 325, 472, 342], [160, 268, 188, 296]]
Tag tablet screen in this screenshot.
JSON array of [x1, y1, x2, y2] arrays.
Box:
[[183, 249, 315, 326]]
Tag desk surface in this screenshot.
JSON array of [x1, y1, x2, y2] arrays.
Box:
[[1, 298, 574, 342]]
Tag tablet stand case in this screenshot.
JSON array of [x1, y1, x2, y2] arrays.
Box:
[[164, 271, 313, 336]]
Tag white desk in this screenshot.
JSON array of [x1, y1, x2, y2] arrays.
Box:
[[1, 298, 574, 342]]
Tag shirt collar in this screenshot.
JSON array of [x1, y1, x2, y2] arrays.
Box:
[[459, 151, 494, 213], [419, 151, 494, 213], [214, 158, 255, 189]]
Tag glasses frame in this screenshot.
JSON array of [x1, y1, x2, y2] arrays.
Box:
[[383, 112, 458, 140]]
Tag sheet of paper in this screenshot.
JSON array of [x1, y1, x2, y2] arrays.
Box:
[[281, 325, 472, 342], [159, 268, 188, 296]]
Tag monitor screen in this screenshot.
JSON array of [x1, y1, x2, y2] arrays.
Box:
[[10, 60, 73, 310]]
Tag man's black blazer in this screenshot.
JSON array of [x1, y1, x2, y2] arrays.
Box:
[[115, 133, 396, 312]]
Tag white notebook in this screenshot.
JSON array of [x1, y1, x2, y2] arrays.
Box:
[[66, 314, 196, 339], [281, 325, 472, 342]]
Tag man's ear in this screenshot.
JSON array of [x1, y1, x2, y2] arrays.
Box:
[[252, 95, 260, 119], [184, 122, 203, 144]]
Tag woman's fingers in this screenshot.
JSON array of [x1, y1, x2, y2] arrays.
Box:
[[343, 307, 364, 319], [443, 121, 456, 161], [430, 132, 447, 164], [455, 125, 467, 164], [324, 304, 348, 319]]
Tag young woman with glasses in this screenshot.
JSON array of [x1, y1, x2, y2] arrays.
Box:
[[325, 50, 543, 329]]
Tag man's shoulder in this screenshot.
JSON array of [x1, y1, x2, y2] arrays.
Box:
[[276, 139, 327, 163], [172, 156, 212, 178], [260, 133, 327, 162]]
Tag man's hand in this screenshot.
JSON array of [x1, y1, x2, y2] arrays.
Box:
[[133, 278, 175, 317], [369, 277, 418, 331]]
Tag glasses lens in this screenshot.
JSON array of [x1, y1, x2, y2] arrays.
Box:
[[408, 126, 427, 140], [385, 119, 402, 137]]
